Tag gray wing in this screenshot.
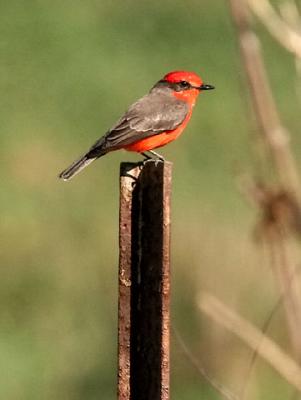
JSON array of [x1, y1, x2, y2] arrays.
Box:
[[87, 91, 189, 157]]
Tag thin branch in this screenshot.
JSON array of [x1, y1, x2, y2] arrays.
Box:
[[267, 230, 301, 356], [279, 1, 301, 31], [198, 292, 301, 393], [228, 0, 301, 198], [229, 0, 301, 361], [242, 261, 301, 400], [172, 327, 240, 400], [247, 0, 301, 58]]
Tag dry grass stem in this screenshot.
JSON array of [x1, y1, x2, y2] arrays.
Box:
[[228, 0, 301, 359], [173, 327, 239, 400], [247, 0, 301, 58], [279, 1, 301, 30], [238, 176, 301, 356], [229, 0, 301, 197], [267, 231, 301, 356], [198, 292, 301, 393]]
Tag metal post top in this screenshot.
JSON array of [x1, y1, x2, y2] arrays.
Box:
[[120, 160, 173, 176]]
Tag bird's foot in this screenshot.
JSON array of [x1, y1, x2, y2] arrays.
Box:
[[148, 150, 165, 161], [142, 152, 151, 164], [141, 151, 165, 166]]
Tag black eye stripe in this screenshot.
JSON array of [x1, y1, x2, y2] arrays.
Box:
[[175, 81, 192, 91], [155, 79, 192, 91]]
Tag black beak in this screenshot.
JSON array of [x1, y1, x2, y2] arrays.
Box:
[[199, 83, 215, 91]]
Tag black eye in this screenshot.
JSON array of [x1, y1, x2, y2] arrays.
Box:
[[180, 80, 190, 88]]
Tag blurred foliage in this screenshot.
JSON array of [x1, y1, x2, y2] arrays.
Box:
[[1, 0, 301, 399]]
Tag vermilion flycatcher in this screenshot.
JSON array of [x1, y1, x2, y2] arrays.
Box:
[[59, 70, 214, 180]]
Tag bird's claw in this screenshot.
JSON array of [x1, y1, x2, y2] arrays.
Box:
[[142, 151, 165, 166], [154, 158, 164, 167]]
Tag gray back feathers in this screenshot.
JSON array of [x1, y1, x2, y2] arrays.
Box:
[[87, 87, 189, 157]]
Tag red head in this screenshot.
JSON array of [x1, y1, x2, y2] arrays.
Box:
[[160, 70, 214, 104]]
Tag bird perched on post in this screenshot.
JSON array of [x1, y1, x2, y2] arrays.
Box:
[[59, 70, 214, 181]]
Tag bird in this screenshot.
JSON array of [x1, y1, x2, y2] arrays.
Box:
[[59, 70, 214, 181]]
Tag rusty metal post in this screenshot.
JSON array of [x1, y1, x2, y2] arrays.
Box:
[[118, 160, 172, 400]]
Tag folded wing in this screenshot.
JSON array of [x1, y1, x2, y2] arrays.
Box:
[[86, 91, 189, 157]]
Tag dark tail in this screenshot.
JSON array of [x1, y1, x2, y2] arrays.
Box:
[[59, 154, 98, 181]]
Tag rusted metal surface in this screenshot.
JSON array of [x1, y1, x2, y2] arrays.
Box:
[[118, 160, 172, 400]]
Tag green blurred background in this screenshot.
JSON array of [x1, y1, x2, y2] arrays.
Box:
[[1, 1, 301, 399]]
